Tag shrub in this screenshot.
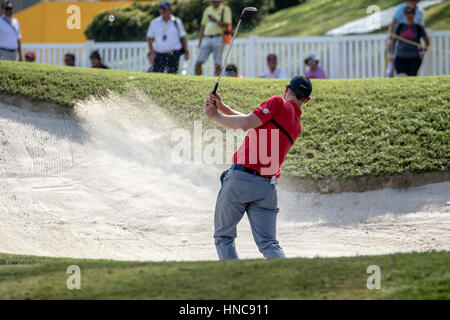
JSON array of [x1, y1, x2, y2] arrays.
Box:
[[86, 1, 268, 42], [85, 2, 160, 42]]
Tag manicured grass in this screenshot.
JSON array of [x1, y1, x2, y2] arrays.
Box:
[[245, 0, 450, 38], [1, 61, 449, 180], [425, 0, 450, 31], [244, 0, 403, 37], [0, 251, 448, 299]]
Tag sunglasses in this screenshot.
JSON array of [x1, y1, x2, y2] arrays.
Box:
[[405, 11, 415, 14]]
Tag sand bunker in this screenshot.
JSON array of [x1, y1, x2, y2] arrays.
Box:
[[0, 93, 448, 261]]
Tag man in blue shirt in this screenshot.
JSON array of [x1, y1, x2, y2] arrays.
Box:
[[392, 0, 424, 26]]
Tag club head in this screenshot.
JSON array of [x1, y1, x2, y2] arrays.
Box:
[[240, 7, 258, 17]]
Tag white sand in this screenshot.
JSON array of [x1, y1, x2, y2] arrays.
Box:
[[0, 92, 449, 261]]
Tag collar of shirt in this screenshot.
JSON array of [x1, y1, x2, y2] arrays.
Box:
[[287, 99, 302, 116], [157, 15, 175, 23]]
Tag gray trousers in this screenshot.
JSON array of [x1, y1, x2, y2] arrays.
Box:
[[214, 165, 285, 260], [0, 49, 17, 61]]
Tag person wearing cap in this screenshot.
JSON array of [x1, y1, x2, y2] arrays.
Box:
[[147, 1, 189, 74], [195, 0, 232, 76], [260, 54, 287, 79], [0, 1, 22, 61], [390, 5, 429, 77], [304, 54, 326, 79], [24, 50, 35, 63], [387, 0, 424, 77], [204, 76, 312, 260]]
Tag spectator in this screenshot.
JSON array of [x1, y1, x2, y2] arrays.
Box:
[[386, 0, 424, 77], [147, 1, 189, 74], [90, 50, 109, 69], [224, 64, 243, 78], [64, 53, 76, 67], [304, 54, 326, 79], [390, 0, 424, 29], [24, 50, 35, 62], [0, 1, 22, 61], [260, 54, 286, 79], [390, 6, 429, 77], [195, 0, 232, 76]]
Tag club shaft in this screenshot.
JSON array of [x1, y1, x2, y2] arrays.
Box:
[[213, 18, 243, 95]]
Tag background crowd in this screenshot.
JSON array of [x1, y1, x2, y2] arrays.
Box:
[[0, 0, 433, 78]]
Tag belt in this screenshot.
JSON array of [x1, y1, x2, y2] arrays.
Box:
[[231, 164, 278, 184], [0, 47, 16, 52], [231, 164, 261, 177], [205, 34, 222, 38], [156, 48, 183, 55]]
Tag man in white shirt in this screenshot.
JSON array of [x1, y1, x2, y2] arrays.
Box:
[[0, 1, 22, 61], [146, 1, 189, 74], [260, 54, 286, 79]]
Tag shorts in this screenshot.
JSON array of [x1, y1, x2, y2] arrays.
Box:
[[0, 49, 17, 61], [394, 56, 422, 77], [196, 35, 223, 65]]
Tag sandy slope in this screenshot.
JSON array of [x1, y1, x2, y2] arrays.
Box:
[[0, 94, 449, 261]]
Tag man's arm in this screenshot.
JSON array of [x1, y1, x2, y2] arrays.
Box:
[[181, 36, 189, 60], [205, 93, 262, 131], [204, 100, 262, 131], [17, 39, 22, 61], [147, 37, 156, 64], [209, 92, 244, 116], [211, 112, 262, 131]]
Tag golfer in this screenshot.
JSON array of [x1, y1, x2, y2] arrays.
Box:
[[204, 76, 312, 260]]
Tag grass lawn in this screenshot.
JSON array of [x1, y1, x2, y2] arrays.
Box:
[[425, 0, 450, 31], [0, 251, 448, 299], [244, 0, 403, 37], [0, 61, 448, 180], [245, 0, 450, 38]]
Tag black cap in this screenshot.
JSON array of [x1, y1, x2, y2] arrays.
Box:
[[2, 1, 13, 9], [89, 50, 101, 60], [159, 1, 171, 9], [288, 76, 312, 99]]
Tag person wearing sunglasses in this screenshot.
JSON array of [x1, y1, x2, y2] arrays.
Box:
[[390, 6, 429, 77], [386, 1, 424, 77], [0, 1, 22, 61]]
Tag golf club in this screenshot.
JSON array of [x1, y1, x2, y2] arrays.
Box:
[[212, 7, 258, 96]]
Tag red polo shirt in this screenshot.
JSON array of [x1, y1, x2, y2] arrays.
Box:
[[233, 96, 302, 178]]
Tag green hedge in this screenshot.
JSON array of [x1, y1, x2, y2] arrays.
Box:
[[0, 61, 448, 180]]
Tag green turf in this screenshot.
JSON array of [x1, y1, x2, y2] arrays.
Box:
[[0, 61, 449, 180], [0, 251, 448, 299], [244, 0, 450, 38], [244, 0, 403, 37], [425, 0, 450, 31]]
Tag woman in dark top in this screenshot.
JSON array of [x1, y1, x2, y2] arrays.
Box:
[[390, 6, 430, 76]]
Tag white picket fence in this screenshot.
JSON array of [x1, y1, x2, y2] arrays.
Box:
[[22, 30, 450, 79]]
